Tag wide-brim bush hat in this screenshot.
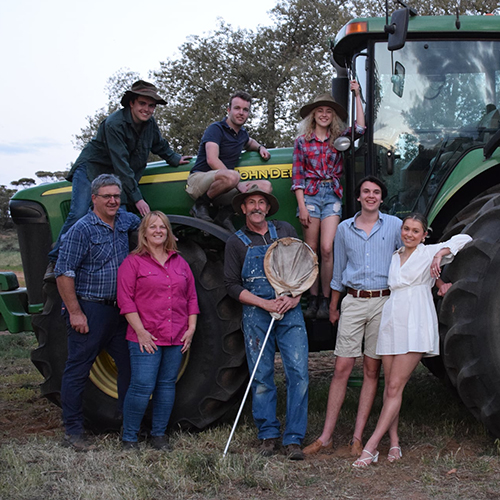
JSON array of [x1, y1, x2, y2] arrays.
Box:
[[232, 184, 280, 216], [121, 80, 167, 107], [299, 93, 347, 121]]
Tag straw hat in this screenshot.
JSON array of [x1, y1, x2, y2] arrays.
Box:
[[232, 185, 280, 216], [299, 93, 347, 121]]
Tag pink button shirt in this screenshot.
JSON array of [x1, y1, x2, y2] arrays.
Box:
[[117, 251, 199, 345]]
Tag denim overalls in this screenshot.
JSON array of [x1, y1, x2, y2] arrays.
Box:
[[236, 222, 309, 445]]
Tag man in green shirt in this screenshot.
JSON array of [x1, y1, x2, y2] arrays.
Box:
[[46, 80, 191, 277]]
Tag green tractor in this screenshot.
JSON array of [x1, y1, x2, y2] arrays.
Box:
[[5, 11, 500, 437]]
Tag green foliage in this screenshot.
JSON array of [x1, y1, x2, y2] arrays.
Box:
[[35, 171, 69, 182], [0, 185, 16, 228], [10, 178, 35, 188], [74, 0, 498, 156]]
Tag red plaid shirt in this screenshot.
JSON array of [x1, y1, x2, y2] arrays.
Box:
[[292, 123, 365, 197]]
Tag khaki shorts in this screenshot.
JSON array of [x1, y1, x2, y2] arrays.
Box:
[[185, 171, 239, 206], [334, 294, 389, 359], [185, 171, 218, 200]]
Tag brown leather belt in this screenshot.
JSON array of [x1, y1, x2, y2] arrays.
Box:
[[347, 287, 390, 298]]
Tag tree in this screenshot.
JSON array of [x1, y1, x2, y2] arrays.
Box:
[[0, 185, 16, 228], [152, 0, 351, 151], [35, 171, 69, 183], [11, 178, 36, 188], [75, 0, 497, 153]]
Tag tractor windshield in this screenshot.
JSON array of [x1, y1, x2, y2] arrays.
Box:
[[372, 40, 500, 217]]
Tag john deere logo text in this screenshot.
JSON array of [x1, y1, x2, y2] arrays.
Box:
[[237, 164, 292, 181]]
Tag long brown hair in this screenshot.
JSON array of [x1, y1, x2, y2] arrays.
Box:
[[296, 107, 346, 147], [132, 211, 177, 255]]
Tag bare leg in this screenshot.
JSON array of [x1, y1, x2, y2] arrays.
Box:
[[316, 356, 356, 444], [319, 215, 340, 298], [357, 352, 423, 461], [302, 218, 321, 296], [351, 355, 381, 444], [206, 170, 240, 199], [381, 356, 401, 453]]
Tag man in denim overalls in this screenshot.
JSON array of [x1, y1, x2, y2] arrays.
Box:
[[224, 186, 309, 460]]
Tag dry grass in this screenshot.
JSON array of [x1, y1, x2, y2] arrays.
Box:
[[1, 336, 500, 499]]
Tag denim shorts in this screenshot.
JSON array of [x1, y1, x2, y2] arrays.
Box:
[[296, 182, 342, 220]]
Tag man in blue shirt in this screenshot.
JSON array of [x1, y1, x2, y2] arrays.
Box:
[[186, 91, 271, 231], [55, 174, 141, 451], [303, 176, 402, 457], [46, 80, 191, 276]]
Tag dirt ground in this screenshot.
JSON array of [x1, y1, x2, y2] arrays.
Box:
[[0, 353, 500, 476]]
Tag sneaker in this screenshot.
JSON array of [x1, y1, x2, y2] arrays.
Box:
[[62, 434, 95, 452], [316, 297, 330, 320], [304, 295, 318, 319], [122, 441, 139, 450], [150, 435, 172, 451], [286, 444, 305, 461], [259, 437, 279, 457]]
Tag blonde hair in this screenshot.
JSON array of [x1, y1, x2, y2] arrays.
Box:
[[296, 106, 346, 147], [132, 211, 177, 255]]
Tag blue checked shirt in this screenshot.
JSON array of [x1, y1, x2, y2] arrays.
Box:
[[55, 209, 141, 300], [330, 212, 402, 292]]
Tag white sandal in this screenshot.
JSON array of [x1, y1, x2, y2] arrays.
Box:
[[352, 449, 379, 468], [387, 446, 402, 462]]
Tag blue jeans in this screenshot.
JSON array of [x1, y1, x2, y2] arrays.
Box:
[[48, 164, 91, 263], [61, 300, 131, 435], [242, 304, 309, 446], [122, 342, 183, 442]]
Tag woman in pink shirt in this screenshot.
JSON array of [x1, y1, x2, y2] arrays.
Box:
[[118, 211, 199, 450]]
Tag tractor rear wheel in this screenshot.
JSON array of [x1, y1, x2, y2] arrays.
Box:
[[438, 186, 500, 437], [31, 231, 248, 432]]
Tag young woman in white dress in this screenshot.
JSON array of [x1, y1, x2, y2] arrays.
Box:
[[353, 213, 471, 468]]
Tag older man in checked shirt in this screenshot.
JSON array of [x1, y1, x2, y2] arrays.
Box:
[[55, 174, 140, 451], [303, 176, 402, 457]]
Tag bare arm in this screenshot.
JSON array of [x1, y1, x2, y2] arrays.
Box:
[[350, 80, 365, 129], [436, 278, 452, 297], [206, 142, 229, 170], [329, 289, 342, 325], [294, 188, 311, 228], [246, 138, 271, 160], [238, 289, 279, 313], [430, 247, 452, 278], [56, 275, 88, 334], [180, 314, 197, 354]]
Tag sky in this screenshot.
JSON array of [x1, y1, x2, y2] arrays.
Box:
[[0, 0, 274, 188]]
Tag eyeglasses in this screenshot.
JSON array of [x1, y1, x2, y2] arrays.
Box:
[[95, 194, 121, 201]]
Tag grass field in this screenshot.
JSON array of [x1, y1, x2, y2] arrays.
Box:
[[1, 229, 500, 498], [0, 229, 23, 285], [1, 333, 499, 500]]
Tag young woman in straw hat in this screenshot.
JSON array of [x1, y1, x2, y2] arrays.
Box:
[[292, 81, 365, 319]]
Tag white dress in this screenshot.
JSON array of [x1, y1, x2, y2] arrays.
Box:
[[376, 234, 472, 357]]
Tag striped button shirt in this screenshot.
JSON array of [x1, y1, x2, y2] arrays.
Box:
[[330, 212, 402, 292]]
